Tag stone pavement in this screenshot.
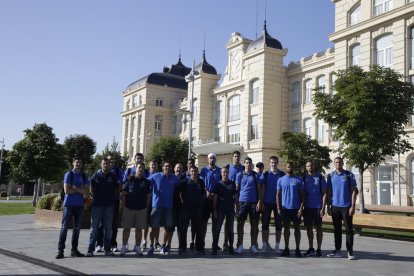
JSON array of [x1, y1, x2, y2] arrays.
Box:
[[0, 214, 413, 275]]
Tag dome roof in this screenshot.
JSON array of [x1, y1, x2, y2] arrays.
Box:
[[125, 56, 191, 91], [195, 50, 217, 75], [247, 21, 283, 53]]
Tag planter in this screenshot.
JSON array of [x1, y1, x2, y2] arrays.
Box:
[[35, 208, 91, 229]]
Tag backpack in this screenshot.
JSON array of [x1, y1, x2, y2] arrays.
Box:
[[60, 171, 88, 200]]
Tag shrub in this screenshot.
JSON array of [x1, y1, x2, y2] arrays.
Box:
[[0, 191, 7, 197], [52, 194, 63, 211], [36, 193, 58, 210]]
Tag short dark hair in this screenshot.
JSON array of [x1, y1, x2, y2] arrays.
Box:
[[135, 153, 144, 158], [244, 157, 252, 163], [72, 156, 82, 162], [222, 164, 230, 171], [190, 166, 199, 172], [232, 150, 241, 156], [102, 157, 110, 163], [286, 161, 295, 167], [334, 156, 343, 162], [269, 156, 279, 162]]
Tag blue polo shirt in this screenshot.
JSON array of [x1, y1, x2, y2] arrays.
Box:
[[236, 170, 262, 203], [262, 170, 285, 204], [148, 172, 180, 208], [327, 170, 357, 208], [304, 173, 327, 209], [122, 165, 149, 183], [90, 171, 118, 207], [229, 163, 244, 183], [277, 175, 304, 210], [200, 166, 221, 193], [63, 170, 90, 207]]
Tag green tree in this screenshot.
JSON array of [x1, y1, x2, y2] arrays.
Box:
[[279, 132, 331, 176], [87, 138, 128, 175], [146, 136, 188, 168], [63, 134, 96, 168], [7, 123, 66, 204], [0, 149, 10, 184], [313, 65, 414, 212]]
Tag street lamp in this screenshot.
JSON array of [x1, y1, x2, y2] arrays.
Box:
[[185, 60, 197, 159], [0, 138, 6, 199]]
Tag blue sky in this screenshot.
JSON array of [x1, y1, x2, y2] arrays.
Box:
[[0, 0, 334, 152]]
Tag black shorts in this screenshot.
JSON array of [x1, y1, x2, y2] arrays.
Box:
[[238, 202, 259, 222], [303, 208, 322, 227], [261, 203, 282, 231], [281, 209, 301, 227]]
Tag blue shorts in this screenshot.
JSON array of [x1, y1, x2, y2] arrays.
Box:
[[262, 203, 282, 231], [150, 208, 173, 229], [238, 202, 259, 222], [281, 209, 301, 227], [303, 208, 322, 227]]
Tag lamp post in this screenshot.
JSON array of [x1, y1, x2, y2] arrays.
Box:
[[0, 138, 7, 200], [185, 60, 196, 159], [397, 136, 401, 206]]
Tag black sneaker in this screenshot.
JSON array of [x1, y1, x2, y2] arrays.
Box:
[[196, 249, 205, 255], [295, 249, 303, 257], [155, 241, 161, 249], [228, 246, 234, 255], [316, 248, 322, 257], [55, 251, 64, 259], [281, 248, 290, 257], [304, 247, 315, 257], [212, 249, 218, 256], [190, 242, 195, 250], [178, 249, 186, 255], [70, 249, 85, 257]]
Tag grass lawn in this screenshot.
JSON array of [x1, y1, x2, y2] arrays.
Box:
[[0, 203, 35, 216], [0, 196, 32, 201]]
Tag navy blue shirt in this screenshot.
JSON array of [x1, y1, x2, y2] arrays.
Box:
[[180, 178, 206, 210], [122, 176, 151, 210], [90, 171, 118, 207], [214, 179, 237, 213]]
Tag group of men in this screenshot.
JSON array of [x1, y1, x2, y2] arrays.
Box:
[[56, 151, 358, 261]]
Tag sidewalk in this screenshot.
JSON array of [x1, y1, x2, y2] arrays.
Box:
[[0, 214, 413, 275]]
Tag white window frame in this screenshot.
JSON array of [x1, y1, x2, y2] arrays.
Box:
[[292, 82, 300, 107], [156, 98, 163, 107], [305, 79, 312, 104], [250, 115, 259, 140], [317, 119, 325, 142], [374, 0, 393, 16], [375, 34, 393, 68], [317, 75, 326, 93], [214, 127, 222, 142], [155, 115, 162, 133], [228, 95, 241, 122], [304, 118, 312, 137], [292, 120, 300, 133], [192, 99, 198, 121], [350, 44, 360, 66], [251, 79, 259, 105], [350, 4, 361, 26], [411, 27, 414, 70], [215, 101, 222, 124], [411, 159, 414, 194], [227, 124, 240, 144]]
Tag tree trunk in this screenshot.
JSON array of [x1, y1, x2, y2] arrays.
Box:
[[359, 168, 365, 214]]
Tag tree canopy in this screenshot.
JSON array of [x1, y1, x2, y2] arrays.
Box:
[[87, 138, 128, 175], [63, 134, 96, 168], [7, 123, 66, 183], [313, 65, 414, 210], [145, 136, 188, 168], [279, 131, 331, 176]]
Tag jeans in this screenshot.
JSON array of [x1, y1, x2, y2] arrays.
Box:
[[332, 206, 354, 254], [57, 206, 84, 252], [212, 211, 235, 250], [88, 206, 114, 253], [179, 209, 203, 251], [97, 200, 119, 247]]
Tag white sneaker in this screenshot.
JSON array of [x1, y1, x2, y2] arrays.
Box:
[[347, 252, 356, 260], [274, 245, 280, 254], [94, 245, 102, 253], [134, 245, 143, 256], [249, 245, 259, 254], [111, 246, 119, 252], [261, 243, 269, 253], [236, 245, 244, 254], [120, 245, 127, 257]]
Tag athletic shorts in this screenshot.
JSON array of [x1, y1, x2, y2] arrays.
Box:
[[238, 202, 259, 222], [150, 207, 173, 229], [303, 208, 322, 227], [262, 203, 282, 231], [281, 209, 301, 227], [121, 207, 147, 230]]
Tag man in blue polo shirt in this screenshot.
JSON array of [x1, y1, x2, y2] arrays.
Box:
[[200, 153, 221, 248], [235, 157, 262, 254], [56, 157, 89, 259], [123, 153, 149, 182], [326, 157, 357, 260], [277, 161, 305, 258], [260, 156, 285, 254], [147, 161, 180, 256], [86, 158, 119, 257], [303, 161, 327, 257]]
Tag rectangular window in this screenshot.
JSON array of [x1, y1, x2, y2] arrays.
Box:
[[317, 119, 325, 142], [351, 45, 360, 66], [138, 95, 142, 106], [132, 95, 138, 107], [228, 96, 241, 122], [251, 80, 259, 105], [376, 34, 393, 68], [304, 118, 312, 137], [215, 101, 222, 124], [411, 28, 414, 69], [227, 125, 240, 144], [292, 82, 300, 107], [250, 115, 259, 140], [156, 98, 163, 107], [305, 79, 312, 104], [317, 76, 326, 93], [155, 115, 162, 133], [350, 5, 361, 26], [292, 120, 300, 133], [191, 128, 196, 144], [192, 100, 198, 121], [214, 127, 222, 142], [374, 0, 393, 16]]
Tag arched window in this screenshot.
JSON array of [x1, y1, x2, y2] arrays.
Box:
[[292, 82, 300, 107], [375, 34, 393, 68], [228, 95, 241, 122], [251, 79, 259, 105], [304, 118, 312, 137], [304, 79, 312, 104], [349, 4, 361, 26], [350, 44, 360, 66]]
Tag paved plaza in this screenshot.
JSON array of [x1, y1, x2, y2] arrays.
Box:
[[0, 214, 413, 275]]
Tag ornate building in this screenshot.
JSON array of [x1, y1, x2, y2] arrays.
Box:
[[121, 0, 414, 206]]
